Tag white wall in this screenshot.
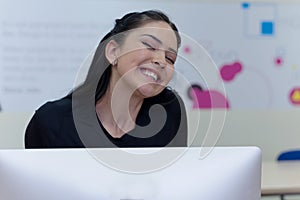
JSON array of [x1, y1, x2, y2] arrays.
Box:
[[0, 112, 32, 149], [189, 110, 300, 161]]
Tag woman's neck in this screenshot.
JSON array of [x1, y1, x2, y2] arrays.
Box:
[[95, 73, 144, 138]]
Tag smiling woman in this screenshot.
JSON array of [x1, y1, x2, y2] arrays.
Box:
[[24, 10, 187, 148]]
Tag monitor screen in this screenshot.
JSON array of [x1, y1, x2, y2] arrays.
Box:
[[0, 147, 261, 200]]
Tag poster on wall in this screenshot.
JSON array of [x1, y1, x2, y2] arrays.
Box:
[[1, 0, 300, 112]]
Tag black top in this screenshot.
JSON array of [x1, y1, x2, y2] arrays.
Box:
[[25, 88, 187, 148]]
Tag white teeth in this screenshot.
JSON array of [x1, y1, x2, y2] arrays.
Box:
[[141, 69, 158, 81]]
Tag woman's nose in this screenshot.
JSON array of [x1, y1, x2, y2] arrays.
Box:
[[152, 50, 167, 68]]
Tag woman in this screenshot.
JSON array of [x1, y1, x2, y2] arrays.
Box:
[[25, 10, 187, 148]]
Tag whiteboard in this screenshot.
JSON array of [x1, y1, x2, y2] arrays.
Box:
[[1, 0, 300, 111]]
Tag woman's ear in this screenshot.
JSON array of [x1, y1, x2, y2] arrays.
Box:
[[105, 40, 119, 65]]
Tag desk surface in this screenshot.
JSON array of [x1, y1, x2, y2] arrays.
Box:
[[262, 161, 300, 195]]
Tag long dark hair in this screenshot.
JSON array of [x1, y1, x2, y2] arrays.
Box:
[[68, 10, 181, 102]]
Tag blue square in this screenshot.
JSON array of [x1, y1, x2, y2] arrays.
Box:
[[241, 2, 250, 9], [261, 21, 274, 35]]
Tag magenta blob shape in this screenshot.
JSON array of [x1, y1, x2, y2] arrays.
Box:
[[220, 61, 243, 82], [191, 88, 230, 109]]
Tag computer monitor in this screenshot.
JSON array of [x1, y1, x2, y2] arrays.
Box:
[[0, 147, 261, 200]]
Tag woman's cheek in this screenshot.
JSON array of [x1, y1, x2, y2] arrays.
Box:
[[138, 48, 153, 61]]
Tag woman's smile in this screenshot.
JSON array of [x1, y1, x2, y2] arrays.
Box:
[[139, 67, 160, 82]]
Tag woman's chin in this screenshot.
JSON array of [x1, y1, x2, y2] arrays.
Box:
[[136, 84, 162, 98]]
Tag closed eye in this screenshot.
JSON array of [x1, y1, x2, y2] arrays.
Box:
[[142, 40, 176, 65], [166, 56, 175, 64], [166, 51, 176, 65], [142, 41, 156, 51]]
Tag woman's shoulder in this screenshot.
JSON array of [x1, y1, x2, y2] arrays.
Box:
[[35, 97, 72, 119], [25, 96, 82, 148]]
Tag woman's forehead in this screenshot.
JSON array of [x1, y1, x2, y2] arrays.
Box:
[[125, 22, 178, 49]]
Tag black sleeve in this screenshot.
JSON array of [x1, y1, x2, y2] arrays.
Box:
[[24, 102, 61, 148], [24, 111, 45, 148], [24, 98, 85, 149]]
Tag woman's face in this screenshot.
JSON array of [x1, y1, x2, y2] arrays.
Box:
[[109, 21, 178, 98]]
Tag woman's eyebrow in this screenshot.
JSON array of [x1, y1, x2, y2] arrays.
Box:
[[141, 34, 177, 54]]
